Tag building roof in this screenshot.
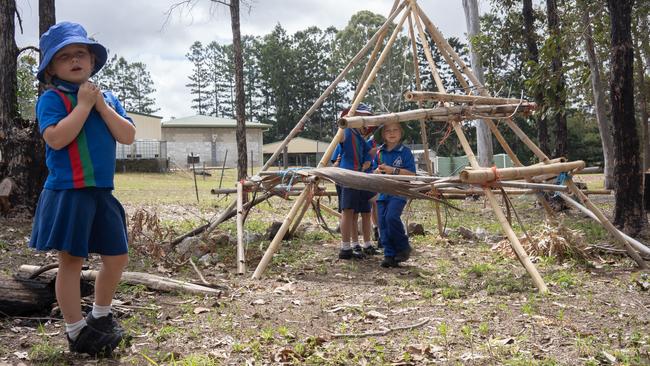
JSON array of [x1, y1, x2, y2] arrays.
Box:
[[263, 136, 331, 154], [127, 110, 163, 119], [161, 115, 271, 129]]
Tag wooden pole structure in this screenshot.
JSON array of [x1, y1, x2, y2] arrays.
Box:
[[451, 120, 548, 292], [252, 5, 411, 279], [318, 203, 342, 218], [407, 11, 443, 236], [261, 0, 407, 172], [413, 4, 557, 217], [236, 181, 246, 274], [404, 91, 524, 105], [252, 187, 312, 279]]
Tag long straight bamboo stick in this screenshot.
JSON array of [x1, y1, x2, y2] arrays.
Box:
[[565, 179, 647, 268], [317, 203, 341, 218], [404, 91, 525, 105], [318, 3, 410, 168], [261, 1, 408, 172], [407, 11, 443, 236], [353, 0, 401, 101], [558, 192, 650, 257], [450, 121, 548, 293], [236, 182, 246, 274], [252, 187, 312, 279], [459, 161, 585, 184]]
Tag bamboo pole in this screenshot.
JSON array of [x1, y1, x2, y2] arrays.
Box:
[[558, 192, 650, 257], [318, 203, 341, 218], [289, 190, 313, 237], [459, 161, 585, 184], [261, 1, 408, 172], [338, 104, 535, 129], [565, 179, 647, 268], [404, 91, 525, 105], [408, 11, 443, 237], [236, 182, 246, 274], [319, 5, 411, 169], [252, 188, 312, 279], [451, 120, 548, 293], [353, 0, 401, 101]]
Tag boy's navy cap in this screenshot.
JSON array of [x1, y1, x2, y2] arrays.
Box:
[[37, 21, 108, 83], [340, 103, 373, 118]]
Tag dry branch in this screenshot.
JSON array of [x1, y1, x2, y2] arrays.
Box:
[[330, 317, 430, 338], [19, 265, 222, 296]]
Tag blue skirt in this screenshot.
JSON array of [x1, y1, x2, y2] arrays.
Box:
[[30, 188, 128, 258]]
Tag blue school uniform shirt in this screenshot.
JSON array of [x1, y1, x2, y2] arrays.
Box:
[[338, 128, 371, 172], [36, 78, 133, 190], [375, 143, 416, 201], [365, 135, 378, 173]]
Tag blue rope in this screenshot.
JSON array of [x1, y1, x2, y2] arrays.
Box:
[[554, 172, 570, 197]]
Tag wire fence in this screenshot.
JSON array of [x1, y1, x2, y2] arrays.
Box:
[[116, 140, 167, 160]]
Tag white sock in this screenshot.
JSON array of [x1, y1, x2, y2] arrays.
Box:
[[362, 241, 373, 248], [92, 303, 112, 319], [351, 241, 359, 249], [341, 242, 351, 250], [66, 319, 87, 340]]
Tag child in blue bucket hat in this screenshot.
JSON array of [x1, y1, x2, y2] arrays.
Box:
[[30, 21, 136, 357]]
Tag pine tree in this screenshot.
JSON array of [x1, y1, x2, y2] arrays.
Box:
[[186, 41, 210, 115], [130, 62, 158, 114]]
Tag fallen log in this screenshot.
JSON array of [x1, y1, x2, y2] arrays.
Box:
[[19, 265, 222, 296], [0, 271, 93, 317]]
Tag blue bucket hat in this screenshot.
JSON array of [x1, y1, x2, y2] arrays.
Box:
[[37, 21, 108, 83]]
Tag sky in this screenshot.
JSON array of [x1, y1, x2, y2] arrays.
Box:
[[14, 0, 486, 121]]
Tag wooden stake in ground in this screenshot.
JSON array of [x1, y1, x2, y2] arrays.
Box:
[[236, 181, 246, 274]]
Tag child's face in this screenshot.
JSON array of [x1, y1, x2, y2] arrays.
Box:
[[382, 123, 402, 145], [47, 44, 95, 84]]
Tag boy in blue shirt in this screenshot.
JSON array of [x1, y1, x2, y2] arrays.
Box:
[[30, 22, 136, 356], [374, 122, 416, 267], [336, 104, 376, 259]]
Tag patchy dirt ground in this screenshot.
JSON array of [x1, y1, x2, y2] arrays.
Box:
[[1, 183, 649, 365]]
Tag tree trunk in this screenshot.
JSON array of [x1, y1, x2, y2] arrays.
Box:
[[581, 4, 615, 189], [634, 11, 650, 171], [462, 0, 493, 167], [0, 0, 18, 125], [522, 0, 550, 155], [608, 0, 645, 234], [546, 0, 568, 159], [38, 0, 56, 95], [230, 0, 247, 181], [0, 1, 47, 214]]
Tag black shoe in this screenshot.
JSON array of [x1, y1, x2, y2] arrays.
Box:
[[395, 246, 412, 262], [67, 325, 121, 357], [380, 256, 399, 268], [353, 245, 366, 259], [86, 313, 131, 345], [339, 248, 365, 260], [362, 245, 380, 255]]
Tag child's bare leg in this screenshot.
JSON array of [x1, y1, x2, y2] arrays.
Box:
[[56, 251, 85, 324], [361, 212, 372, 243], [351, 212, 360, 245], [340, 209, 354, 244], [94, 254, 128, 306]]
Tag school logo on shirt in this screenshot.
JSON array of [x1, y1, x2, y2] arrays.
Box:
[[394, 156, 403, 167]]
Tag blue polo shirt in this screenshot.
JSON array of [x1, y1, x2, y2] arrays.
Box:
[[36, 81, 133, 190], [338, 128, 371, 172], [375, 143, 416, 201]]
